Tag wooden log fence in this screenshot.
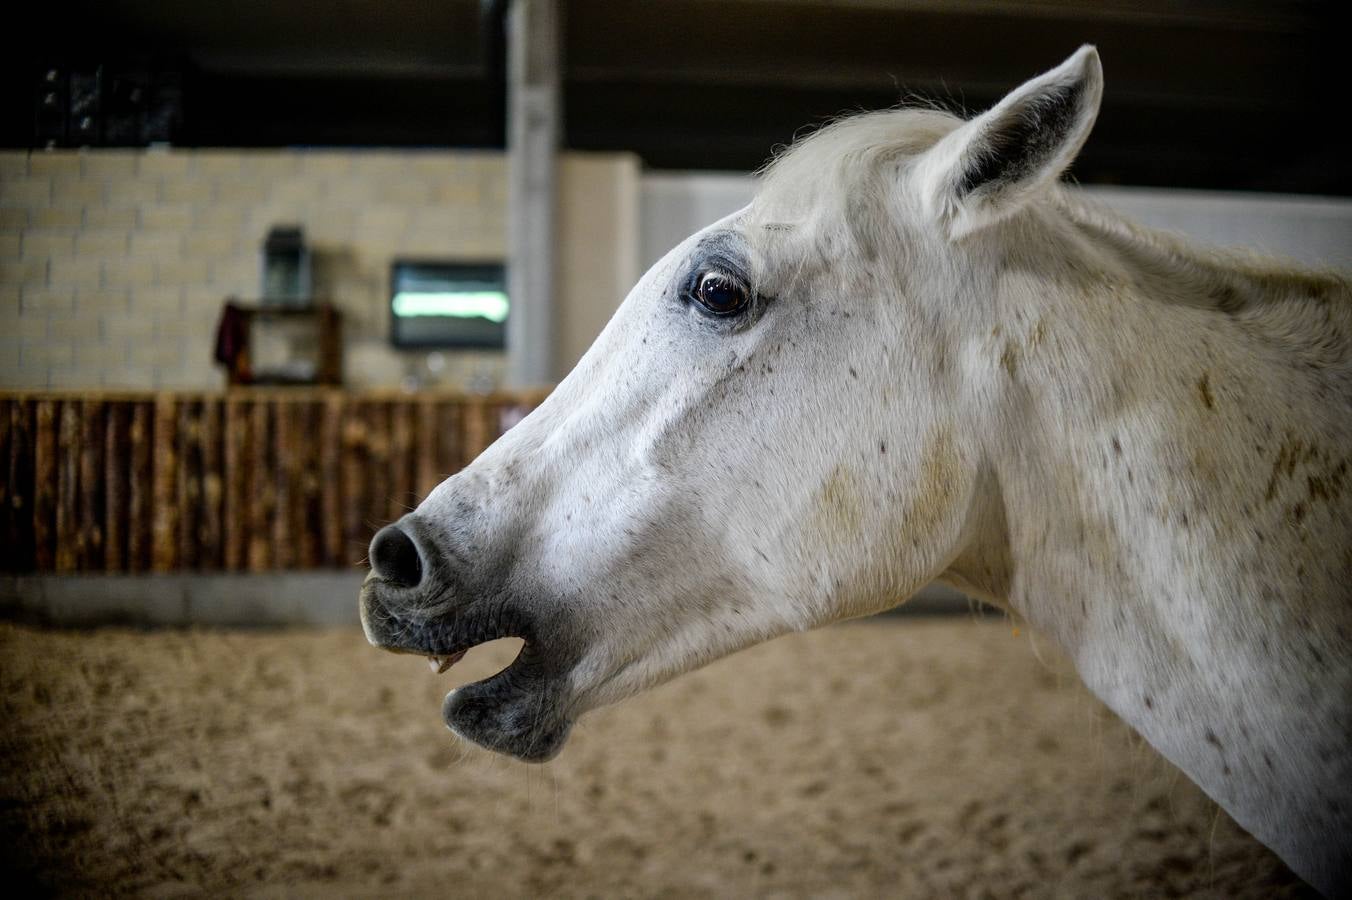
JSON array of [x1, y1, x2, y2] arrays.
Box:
[[0, 388, 548, 574]]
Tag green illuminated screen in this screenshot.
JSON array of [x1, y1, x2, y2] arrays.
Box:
[[390, 261, 507, 349]]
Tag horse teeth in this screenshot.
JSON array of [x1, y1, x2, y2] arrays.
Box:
[[428, 651, 467, 674]]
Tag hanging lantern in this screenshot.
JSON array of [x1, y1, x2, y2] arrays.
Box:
[[260, 225, 311, 308]]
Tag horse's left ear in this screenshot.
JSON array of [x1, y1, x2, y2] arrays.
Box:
[[917, 45, 1103, 240]]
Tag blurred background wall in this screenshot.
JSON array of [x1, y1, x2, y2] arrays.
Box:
[[1, 149, 638, 388]]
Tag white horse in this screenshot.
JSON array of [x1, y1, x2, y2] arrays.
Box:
[[361, 47, 1351, 894]]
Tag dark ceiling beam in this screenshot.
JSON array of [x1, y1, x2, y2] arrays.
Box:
[[2, 0, 1345, 194], [187, 73, 501, 148], [728, 0, 1320, 33], [563, 1, 1339, 108], [46, 0, 485, 59], [566, 67, 1302, 115]]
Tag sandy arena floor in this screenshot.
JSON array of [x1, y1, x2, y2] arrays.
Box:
[[0, 617, 1310, 898]]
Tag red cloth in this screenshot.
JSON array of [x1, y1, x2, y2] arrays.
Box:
[[214, 302, 249, 375]]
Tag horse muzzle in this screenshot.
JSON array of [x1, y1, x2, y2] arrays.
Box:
[[359, 513, 579, 762]]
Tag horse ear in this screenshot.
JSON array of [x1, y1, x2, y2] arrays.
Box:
[[917, 45, 1103, 239]]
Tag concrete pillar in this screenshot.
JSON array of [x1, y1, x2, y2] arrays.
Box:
[[505, 0, 560, 388]]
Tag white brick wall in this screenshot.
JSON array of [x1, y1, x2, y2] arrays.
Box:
[[1, 147, 640, 389]]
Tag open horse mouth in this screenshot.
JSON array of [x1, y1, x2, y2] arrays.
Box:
[[359, 575, 576, 762]]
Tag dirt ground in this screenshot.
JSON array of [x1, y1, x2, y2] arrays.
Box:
[[0, 617, 1309, 898]]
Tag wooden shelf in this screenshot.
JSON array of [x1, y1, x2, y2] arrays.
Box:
[[216, 300, 343, 387]]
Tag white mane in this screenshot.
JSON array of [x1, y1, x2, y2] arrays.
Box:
[[757, 106, 1352, 369], [1057, 191, 1352, 366], [753, 108, 959, 241]]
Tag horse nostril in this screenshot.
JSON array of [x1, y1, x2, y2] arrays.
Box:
[[369, 524, 423, 588]]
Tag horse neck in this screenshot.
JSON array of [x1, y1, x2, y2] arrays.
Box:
[[1057, 193, 1352, 369], [948, 199, 1352, 883], [953, 197, 1352, 653]]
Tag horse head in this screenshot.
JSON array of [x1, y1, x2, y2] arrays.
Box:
[[359, 48, 1104, 761]]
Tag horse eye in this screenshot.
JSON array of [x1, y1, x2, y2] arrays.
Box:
[[693, 271, 749, 316]]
